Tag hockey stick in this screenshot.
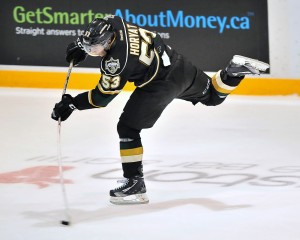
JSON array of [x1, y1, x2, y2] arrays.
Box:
[[57, 60, 73, 226]]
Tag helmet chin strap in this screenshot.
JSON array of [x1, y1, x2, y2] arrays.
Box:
[[107, 32, 117, 51], [88, 50, 107, 57]]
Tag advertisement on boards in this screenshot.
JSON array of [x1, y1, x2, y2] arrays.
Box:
[[0, 0, 269, 71]]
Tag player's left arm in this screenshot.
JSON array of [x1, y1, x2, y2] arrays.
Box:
[[73, 73, 126, 110]]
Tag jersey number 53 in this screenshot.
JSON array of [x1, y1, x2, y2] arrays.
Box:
[[101, 75, 121, 90]]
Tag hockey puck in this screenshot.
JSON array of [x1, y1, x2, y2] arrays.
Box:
[[61, 220, 70, 226]]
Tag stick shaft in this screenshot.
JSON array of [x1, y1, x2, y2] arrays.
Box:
[[57, 60, 73, 222], [62, 60, 74, 96]]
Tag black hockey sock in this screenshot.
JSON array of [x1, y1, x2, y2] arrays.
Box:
[[221, 69, 244, 87], [211, 70, 245, 98], [122, 162, 143, 178], [120, 138, 143, 178]]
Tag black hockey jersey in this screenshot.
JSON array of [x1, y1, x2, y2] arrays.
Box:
[[74, 15, 163, 110]]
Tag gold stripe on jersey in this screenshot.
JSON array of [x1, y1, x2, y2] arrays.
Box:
[[212, 70, 237, 95], [97, 82, 122, 95], [88, 90, 102, 108], [137, 49, 160, 88]]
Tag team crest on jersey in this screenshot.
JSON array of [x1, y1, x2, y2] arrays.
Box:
[[105, 57, 120, 74]]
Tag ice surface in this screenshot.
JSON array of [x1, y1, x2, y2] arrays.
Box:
[[0, 88, 300, 240]]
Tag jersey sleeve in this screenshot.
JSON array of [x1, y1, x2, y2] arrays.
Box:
[[73, 73, 127, 110]]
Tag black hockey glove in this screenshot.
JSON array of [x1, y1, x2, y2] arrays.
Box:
[[51, 94, 77, 121], [66, 36, 87, 66]]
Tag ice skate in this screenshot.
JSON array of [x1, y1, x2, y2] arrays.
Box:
[[226, 55, 270, 77], [110, 175, 149, 205]]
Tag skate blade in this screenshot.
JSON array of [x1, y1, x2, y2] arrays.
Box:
[[110, 193, 149, 205], [233, 55, 270, 72]]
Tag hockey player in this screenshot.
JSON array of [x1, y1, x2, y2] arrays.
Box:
[[51, 15, 269, 205]]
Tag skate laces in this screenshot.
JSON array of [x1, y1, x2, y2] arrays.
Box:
[[114, 178, 129, 190], [117, 178, 129, 184]]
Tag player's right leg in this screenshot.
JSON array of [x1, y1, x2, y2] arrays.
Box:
[[177, 55, 269, 106], [226, 55, 270, 77], [211, 55, 270, 98]]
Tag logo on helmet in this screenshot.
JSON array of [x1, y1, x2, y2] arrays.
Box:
[[105, 57, 120, 74], [84, 31, 91, 37]]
